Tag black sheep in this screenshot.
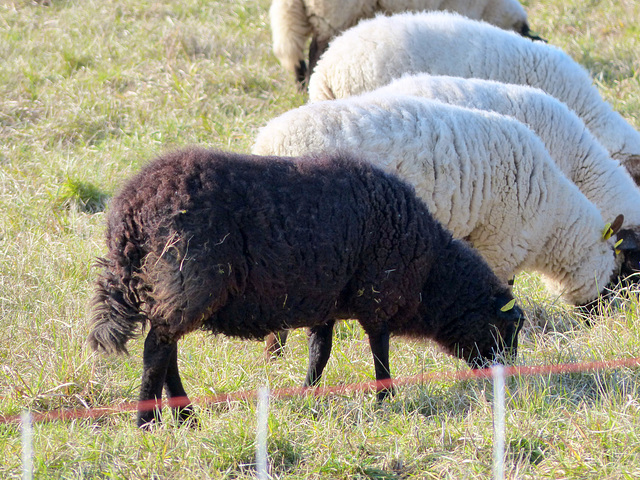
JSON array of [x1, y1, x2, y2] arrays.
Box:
[[88, 147, 523, 427]]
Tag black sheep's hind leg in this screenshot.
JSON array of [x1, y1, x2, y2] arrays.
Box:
[[303, 320, 336, 388], [164, 343, 196, 427], [137, 328, 174, 428], [368, 325, 394, 401]]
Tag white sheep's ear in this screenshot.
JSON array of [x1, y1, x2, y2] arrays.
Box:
[[611, 214, 624, 235], [500, 298, 516, 312], [603, 214, 625, 240]]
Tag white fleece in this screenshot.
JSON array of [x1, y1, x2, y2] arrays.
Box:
[[270, 0, 530, 78], [375, 74, 640, 230], [253, 93, 621, 305], [308, 11, 640, 177]]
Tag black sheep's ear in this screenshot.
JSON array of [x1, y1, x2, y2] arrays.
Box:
[[499, 298, 516, 313], [493, 295, 524, 362], [495, 298, 524, 349], [494, 295, 522, 320]]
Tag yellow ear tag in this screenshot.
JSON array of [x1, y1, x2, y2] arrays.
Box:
[[602, 222, 613, 241], [615, 238, 623, 255], [500, 299, 516, 312]]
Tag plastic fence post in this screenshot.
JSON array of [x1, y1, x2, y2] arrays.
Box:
[[21, 411, 33, 480], [256, 386, 270, 480], [492, 365, 505, 480]]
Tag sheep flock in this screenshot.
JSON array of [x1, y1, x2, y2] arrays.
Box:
[[89, 4, 640, 427]]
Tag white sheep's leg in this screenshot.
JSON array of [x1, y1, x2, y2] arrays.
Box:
[[164, 343, 195, 426], [264, 330, 290, 358], [303, 320, 335, 388], [367, 324, 394, 401], [295, 60, 307, 88], [306, 36, 329, 86], [137, 327, 175, 428]]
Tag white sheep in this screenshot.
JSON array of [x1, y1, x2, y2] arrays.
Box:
[[374, 74, 640, 245], [253, 93, 628, 306], [270, 0, 542, 86], [307, 11, 640, 181]]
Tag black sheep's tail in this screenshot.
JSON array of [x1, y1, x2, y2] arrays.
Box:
[[88, 258, 146, 355]]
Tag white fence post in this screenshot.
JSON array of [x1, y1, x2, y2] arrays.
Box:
[[21, 411, 33, 480], [492, 365, 505, 480], [256, 387, 270, 480]]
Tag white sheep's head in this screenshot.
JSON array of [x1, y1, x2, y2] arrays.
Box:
[[602, 214, 640, 281], [580, 216, 640, 318], [622, 155, 640, 187], [518, 22, 547, 43], [615, 227, 640, 279]]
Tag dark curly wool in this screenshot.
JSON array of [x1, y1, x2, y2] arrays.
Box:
[[88, 147, 523, 427]]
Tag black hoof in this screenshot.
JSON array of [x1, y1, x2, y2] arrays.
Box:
[[376, 383, 396, 402], [173, 404, 199, 428]]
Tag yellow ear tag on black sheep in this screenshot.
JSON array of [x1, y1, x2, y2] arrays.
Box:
[[602, 222, 614, 241], [615, 238, 623, 255], [500, 298, 516, 312]]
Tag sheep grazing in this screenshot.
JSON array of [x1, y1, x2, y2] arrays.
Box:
[[253, 94, 631, 307], [88, 147, 523, 427], [307, 11, 640, 182], [270, 0, 542, 86], [373, 74, 640, 261]]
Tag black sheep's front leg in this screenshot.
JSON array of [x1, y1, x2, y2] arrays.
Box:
[[164, 342, 195, 426], [137, 327, 175, 428], [303, 320, 336, 388], [367, 324, 394, 401]]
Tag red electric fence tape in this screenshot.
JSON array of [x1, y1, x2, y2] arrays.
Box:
[[2, 356, 639, 426]]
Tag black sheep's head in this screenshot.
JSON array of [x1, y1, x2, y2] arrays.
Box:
[[450, 293, 524, 370], [474, 293, 524, 368]]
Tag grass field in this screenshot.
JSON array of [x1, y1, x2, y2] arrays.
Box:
[[1, 0, 640, 478]]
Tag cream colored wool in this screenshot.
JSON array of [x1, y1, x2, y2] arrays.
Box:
[[308, 11, 640, 178], [253, 93, 621, 305], [376, 74, 640, 231], [270, 0, 531, 79]]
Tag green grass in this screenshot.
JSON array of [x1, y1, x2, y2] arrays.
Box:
[[1, 0, 640, 477]]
